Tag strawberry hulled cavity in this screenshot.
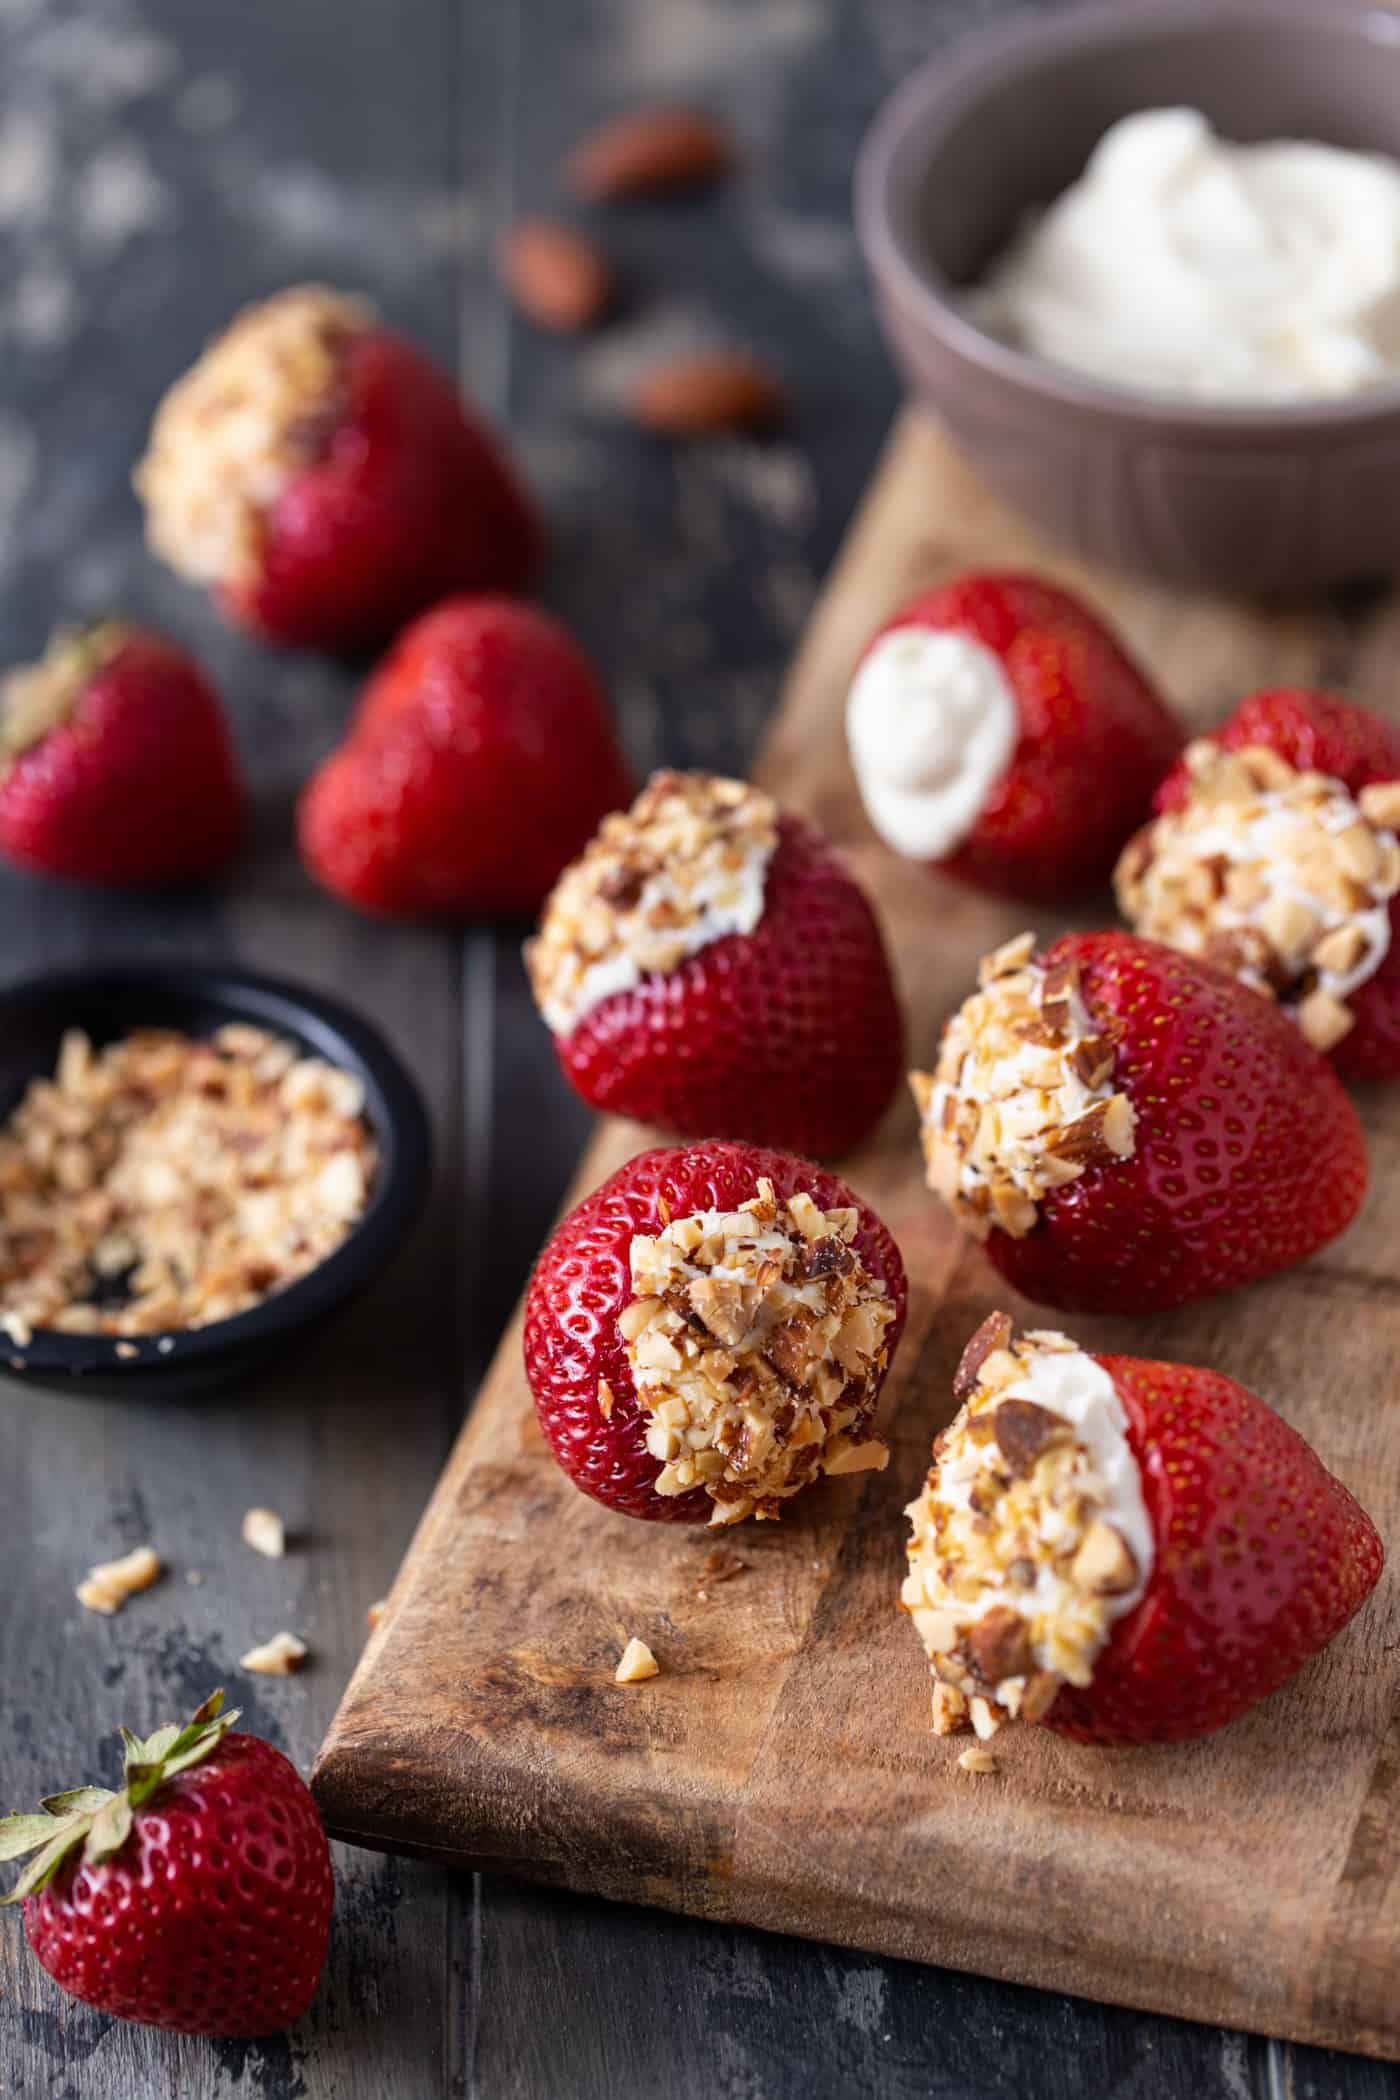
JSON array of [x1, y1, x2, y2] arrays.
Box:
[[910, 934, 1136, 1242], [903, 1317, 1152, 1741], [1117, 740, 1400, 1052], [137, 286, 372, 591], [527, 771, 779, 1036], [621, 1176, 894, 1525]]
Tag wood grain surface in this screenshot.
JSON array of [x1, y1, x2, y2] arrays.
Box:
[[314, 411, 1400, 2063]]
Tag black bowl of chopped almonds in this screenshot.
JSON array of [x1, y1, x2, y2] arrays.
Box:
[[0, 964, 431, 1397]]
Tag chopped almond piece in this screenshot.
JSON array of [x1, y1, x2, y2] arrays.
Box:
[[240, 1631, 308, 1676], [614, 1637, 660, 1684], [76, 1544, 162, 1616], [242, 1507, 286, 1560]]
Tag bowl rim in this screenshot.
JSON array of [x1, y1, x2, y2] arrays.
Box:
[[855, 0, 1400, 432], [0, 961, 433, 1385]]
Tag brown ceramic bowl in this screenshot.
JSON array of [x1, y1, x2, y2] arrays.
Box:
[[856, 0, 1400, 595]]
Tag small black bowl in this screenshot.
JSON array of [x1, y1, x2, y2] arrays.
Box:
[[0, 964, 432, 1398]]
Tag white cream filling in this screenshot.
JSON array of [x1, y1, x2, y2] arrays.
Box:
[[541, 841, 773, 1035], [906, 1347, 1152, 1658], [845, 627, 1017, 862]]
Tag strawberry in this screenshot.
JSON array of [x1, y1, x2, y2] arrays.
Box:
[[911, 930, 1367, 1315], [1121, 687, 1400, 1078], [299, 594, 633, 920], [1, 1691, 332, 2036], [137, 286, 541, 655], [904, 1316, 1383, 1747], [0, 623, 243, 887], [846, 572, 1182, 903], [523, 1139, 908, 1524], [526, 771, 903, 1157]]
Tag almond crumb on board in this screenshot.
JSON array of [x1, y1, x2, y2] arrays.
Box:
[[240, 1630, 308, 1675], [367, 1599, 388, 1629], [614, 1637, 660, 1684], [957, 1747, 999, 1775], [242, 1506, 286, 1559], [76, 1544, 162, 1615], [697, 1546, 748, 1589]]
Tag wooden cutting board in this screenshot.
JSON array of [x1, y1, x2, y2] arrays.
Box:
[[311, 411, 1400, 2061]]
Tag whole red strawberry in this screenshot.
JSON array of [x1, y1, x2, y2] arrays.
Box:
[[905, 1317, 1383, 1748], [0, 624, 243, 886], [1123, 688, 1400, 1078], [523, 1140, 908, 1523], [911, 930, 1367, 1314], [846, 573, 1182, 902], [299, 595, 633, 920], [526, 772, 903, 1157], [1, 1692, 332, 2036], [137, 286, 541, 654]]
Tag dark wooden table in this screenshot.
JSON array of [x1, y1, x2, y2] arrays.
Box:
[[0, 2, 1395, 2096]]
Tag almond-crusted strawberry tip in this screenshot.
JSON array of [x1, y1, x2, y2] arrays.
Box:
[[910, 934, 1136, 1243], [623, 1176, 894, 1526], [526, 771, 779, 1036], [136, 287, 372, 592], [1116, 738, 1400, 1053], [903, 1318, 1152, 1741]]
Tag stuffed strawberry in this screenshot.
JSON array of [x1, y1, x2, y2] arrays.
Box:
[[523, 1140, 907, 1524], [136, 286, 541, 654], [904, 1315, 1383, 1747], [846, 572, 1182, 902], [299, 594, 633, 919], [1117, 687, 1400, 1078], [0, 1692, 332, 2036], [0, 623, 243, 886], [910, 930, 1367, 1314], [526, 771, 903, 1157]]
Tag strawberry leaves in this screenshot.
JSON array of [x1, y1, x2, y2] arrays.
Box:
[[0, 1690, 239, 1903]]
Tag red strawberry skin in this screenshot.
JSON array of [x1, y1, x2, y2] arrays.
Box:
[[298, 595, 633, 920], [987, 933, 1368, 1314], [0, 631, 243, 887], [1156, 687, 1400, 1079], [23, 1733, 332, 2037], [556, 814, 903, 1157], [1047, 1356, 1383, 1745], [522, 1140, 908, 1521], [876, 574, 1182, 901], [225, 328, 542, 654]]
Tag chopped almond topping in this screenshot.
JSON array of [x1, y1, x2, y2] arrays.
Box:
[[614, 1637, 660, 1683], [623, 1178, 894, 1526], [1115, 740, 1400, 1049], [525, 772, 779, 1036], [0, 1025, 376, 1338], [76, 1544, 162, 1616], [910, 938, 1135, 1242], [903, 1321, 1152, 1739], [957, 1746, 999, 1775], [136, 286, 373, 589], [240, 1631, 308, 1676], [1, 625, 130, 772]]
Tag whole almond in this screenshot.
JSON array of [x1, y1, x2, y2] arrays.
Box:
[[499, 220, 614, 333], [630, 354, 785, 436], [568, 109, 730, 202]]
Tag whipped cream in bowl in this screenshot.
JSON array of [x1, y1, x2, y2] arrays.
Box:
[[968, 107, 1400, 406]]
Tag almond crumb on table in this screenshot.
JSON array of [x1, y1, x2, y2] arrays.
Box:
[[75, 1544, 162, 1615], [242, 1506, 287, 1559], [957, 1747, 999, 1775], [240, 1631, 309, 1676], [614, 1637, 660, 1684]]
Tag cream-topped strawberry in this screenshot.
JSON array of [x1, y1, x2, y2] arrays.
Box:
[[903, 1316, 1382, 1747], [911, 931, 1367, 1313], [846, 574, 1182, 902], [526, 771, 903, 1157], [1117, 689, 1400, 1074], [523, 1141, 907, 1523], [137, 286, 540, 653]]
